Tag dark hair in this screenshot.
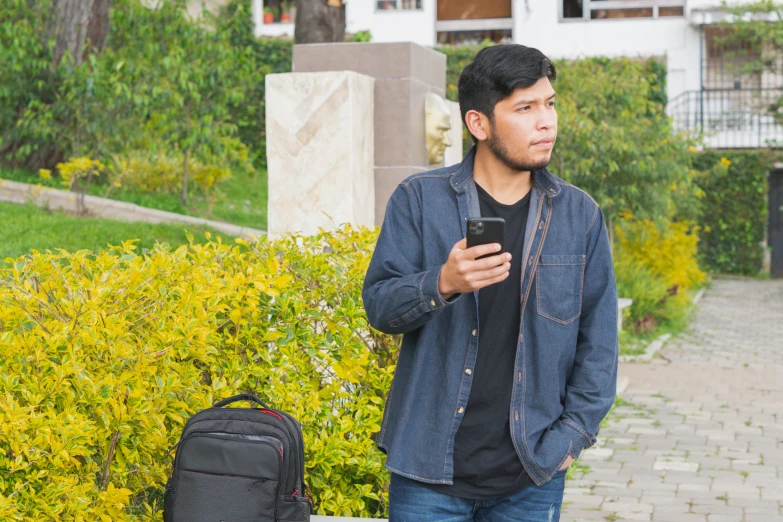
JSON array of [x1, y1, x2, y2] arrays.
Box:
[[458, 45, 556, 142]]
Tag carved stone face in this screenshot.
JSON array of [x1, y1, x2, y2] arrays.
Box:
[[425, 93, 453, 165]]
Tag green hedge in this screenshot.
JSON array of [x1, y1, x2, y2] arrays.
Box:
[[0, 227, 394, 519], [692, 150, 776, 275]]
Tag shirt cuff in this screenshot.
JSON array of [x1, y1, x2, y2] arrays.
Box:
[[421, 266, 462, 310]]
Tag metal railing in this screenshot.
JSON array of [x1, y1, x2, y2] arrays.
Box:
[[668, 88, 783, 149]]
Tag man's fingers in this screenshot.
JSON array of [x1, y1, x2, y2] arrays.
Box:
[[475, 252, 511, 270], [464, 242, 502, 260], [470, 262, 511, 283], [474, 271, 510, 290]]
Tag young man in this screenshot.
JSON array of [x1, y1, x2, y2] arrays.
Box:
[[362, 45, 618, 521]]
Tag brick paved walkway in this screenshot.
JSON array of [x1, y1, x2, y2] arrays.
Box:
[[562, 278, 783, 522]]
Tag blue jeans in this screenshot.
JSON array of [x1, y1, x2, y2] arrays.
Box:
[[389, 469, 568, 522]]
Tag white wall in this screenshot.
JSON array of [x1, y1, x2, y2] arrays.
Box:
[[252, 0, 295, 37], [252, 0, 767, 102], [513, 0, 711, 104], [346, 0, 436, 47], [254, 0, 436, 45]]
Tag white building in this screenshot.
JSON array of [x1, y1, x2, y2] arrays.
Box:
[[253, 0, 782, 149]]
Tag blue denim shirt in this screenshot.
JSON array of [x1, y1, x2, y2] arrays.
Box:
[[362, 146, 619, 487]]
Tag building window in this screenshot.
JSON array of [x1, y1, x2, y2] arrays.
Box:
[[659, 6, 684, 16], [437, 0, 512, 21], [591, 7, 653, 19], [436, 29, 512, 45], [263, 0, 295, 24], [377, 0, 422, 10], [562, 0, 583, 18], [703, 26, 762, 91], [562, 0, 685, 21]]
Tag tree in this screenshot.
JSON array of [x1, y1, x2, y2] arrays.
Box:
[[0, 0, 116, 169], [294, 0, 345, 43], [549, 57, 700, 236], [126, 0, 255, 206], [50, 0, 113, 68]]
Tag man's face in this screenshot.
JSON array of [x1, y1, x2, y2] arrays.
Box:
[[485, 77, 558, 172]]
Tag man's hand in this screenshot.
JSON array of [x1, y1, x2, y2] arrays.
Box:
[[438, 238, 512, 300], [559, 455, 574, 471]]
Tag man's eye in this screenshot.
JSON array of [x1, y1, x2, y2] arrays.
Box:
[[519, 106, 530, 112], [548, 101, 556, 107]]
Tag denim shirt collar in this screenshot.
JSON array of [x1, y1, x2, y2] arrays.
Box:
[[449, 145, 563, 199]]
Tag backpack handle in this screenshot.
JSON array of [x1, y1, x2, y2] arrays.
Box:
[[212, 393, 270, 410]]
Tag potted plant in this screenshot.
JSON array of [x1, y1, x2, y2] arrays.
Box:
[[280, 0, 292, 22], [263, 6, 276, 24]]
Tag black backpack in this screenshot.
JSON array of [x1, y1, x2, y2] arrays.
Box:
[[163, 393, 312, 522]]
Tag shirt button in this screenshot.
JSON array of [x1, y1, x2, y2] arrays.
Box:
[[539, 221, 544, 230], [465, 369, 472, 375], [471, 329, 477, 336], [430, 299, 436, 306], [458, 407, 465, 414]]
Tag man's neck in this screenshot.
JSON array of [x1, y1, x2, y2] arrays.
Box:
[[472, 144, 534, 205]]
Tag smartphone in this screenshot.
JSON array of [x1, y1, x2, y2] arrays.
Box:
[[466, 217, 505, 260]]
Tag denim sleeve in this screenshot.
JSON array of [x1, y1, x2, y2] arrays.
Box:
[[561, 205, 619, 459], [362, 184, 460, 335]]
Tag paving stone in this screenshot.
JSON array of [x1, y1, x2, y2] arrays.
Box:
[[651, 513, 707, 522], [612, 513, 651, 521], [706, 515, 741, 522], [629, 482, 677, 492], [563, 494, 604, 508], [562, 280, 783, 522], [745, 515, 783, 522], [678, 484, 712, 492], [689, 504, 743, 516], [743, 506, 782, 515], [599, 502, 653, 513], [654, 461, 699, 472]]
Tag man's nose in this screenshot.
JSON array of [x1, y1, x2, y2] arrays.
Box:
[[538, 108, 556, 130]]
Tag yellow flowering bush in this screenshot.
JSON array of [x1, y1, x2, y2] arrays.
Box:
[[0, 226, 395, 520], [108, 152, 231, 195], [39, 157, 107, 213], [614, 219, 706, 333], [52, 157, 106, 190], [616, 219, 706, 292]]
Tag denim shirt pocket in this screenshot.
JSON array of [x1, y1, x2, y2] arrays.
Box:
[[536, 254, 586, 325]]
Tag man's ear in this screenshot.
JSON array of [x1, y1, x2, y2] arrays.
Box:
[[464, 110, 489, 142]]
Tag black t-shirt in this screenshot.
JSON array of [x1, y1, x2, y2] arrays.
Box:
[[422, 182, 533, 499]]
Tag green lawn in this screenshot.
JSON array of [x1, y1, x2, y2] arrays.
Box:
[[0, 201, 233, 265], [0, 166, 268, 230]]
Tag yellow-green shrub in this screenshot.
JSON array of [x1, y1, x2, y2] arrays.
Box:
[[0, 226, 396, 520], [614, 219, 706, 333], [39, 157, 106, 191], [108, 151, 231, 196], [616, 219, 706, 292]]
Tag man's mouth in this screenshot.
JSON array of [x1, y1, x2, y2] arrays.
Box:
[[532, 137, 555, 148]]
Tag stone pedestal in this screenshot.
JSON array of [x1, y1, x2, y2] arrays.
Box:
[[293, 42, 450, 227], [265, 70, 375, 237]]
